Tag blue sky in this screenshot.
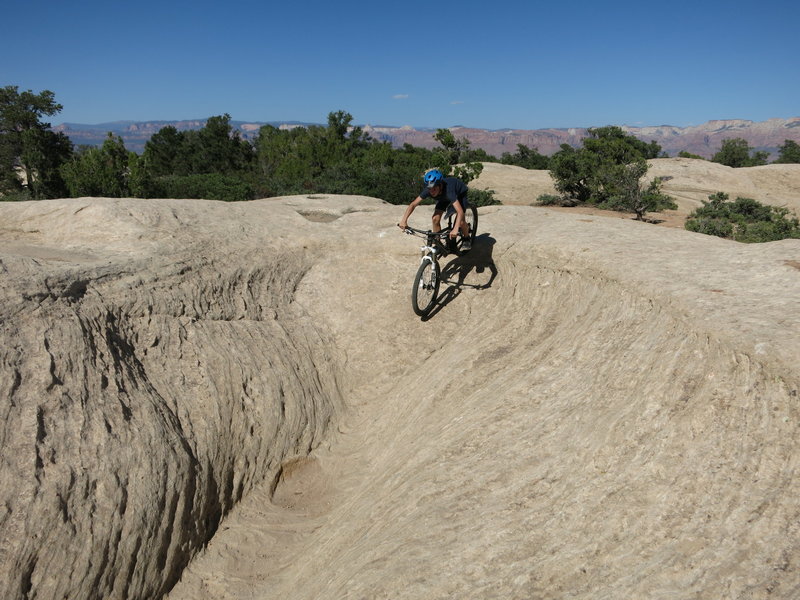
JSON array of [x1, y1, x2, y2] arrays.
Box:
[[3, 0, 798, 130]]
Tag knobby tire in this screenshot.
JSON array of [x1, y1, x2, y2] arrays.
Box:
[[412, 259, 440, 316]]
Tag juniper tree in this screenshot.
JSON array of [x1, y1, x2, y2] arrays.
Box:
[[0, 86, 72, 199]]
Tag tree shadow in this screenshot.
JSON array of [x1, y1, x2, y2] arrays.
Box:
[[422, 233, 498, 321]]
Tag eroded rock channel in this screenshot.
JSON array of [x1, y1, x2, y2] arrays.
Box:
[[0, 199, 345, 600]]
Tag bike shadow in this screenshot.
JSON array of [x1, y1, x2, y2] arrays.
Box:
[[423, 233, 498, 321]]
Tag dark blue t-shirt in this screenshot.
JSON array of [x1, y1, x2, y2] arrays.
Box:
[[420, 177, 468, 206]]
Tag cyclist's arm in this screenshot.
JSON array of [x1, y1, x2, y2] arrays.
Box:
[[398, 196, 424, 229]]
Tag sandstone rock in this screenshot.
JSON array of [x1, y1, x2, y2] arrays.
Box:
[[2, 188, 800, 600], [172, 199, 800, 600], [0, 197, 354, 600]]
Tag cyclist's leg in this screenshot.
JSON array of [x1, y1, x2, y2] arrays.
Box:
[[458, 198, 470, 237], [446, 200, 470, 238], [432, 197, 448, 232], [432, 209, 444, 232], [432, 209, 446, 253]]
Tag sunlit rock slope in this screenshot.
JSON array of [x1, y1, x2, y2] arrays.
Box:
[[1, 190, 800, 600]]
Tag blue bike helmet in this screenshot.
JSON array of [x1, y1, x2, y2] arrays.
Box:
[[423, 169, 444, 188]]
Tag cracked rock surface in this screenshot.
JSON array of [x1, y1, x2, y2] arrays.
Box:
[[2, 191, 800, 600]]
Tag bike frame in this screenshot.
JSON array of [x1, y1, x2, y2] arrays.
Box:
[[404, 226, 452, 266], [401, 208, 477, 317]]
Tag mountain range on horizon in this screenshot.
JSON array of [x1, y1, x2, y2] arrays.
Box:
[[52, 116, 800, 159]]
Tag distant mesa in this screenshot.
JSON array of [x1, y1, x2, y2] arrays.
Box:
[[52, 116, 800, 159]]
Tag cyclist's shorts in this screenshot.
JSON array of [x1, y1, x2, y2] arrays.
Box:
[[435, 196, 468, 214]]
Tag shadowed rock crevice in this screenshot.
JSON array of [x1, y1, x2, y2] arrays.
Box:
[[0, 249, 344, 600]]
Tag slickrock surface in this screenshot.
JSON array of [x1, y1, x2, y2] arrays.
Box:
[[0, 198, 347, 599], [2, 181, 800, 599], [470, 159, 800, 228]]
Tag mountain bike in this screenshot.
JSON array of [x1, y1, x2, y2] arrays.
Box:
[[402, 204, 478, 316]]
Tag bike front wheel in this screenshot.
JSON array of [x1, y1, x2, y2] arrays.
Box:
[[412, 259, 440, 316]]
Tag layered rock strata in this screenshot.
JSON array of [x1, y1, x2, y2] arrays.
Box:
[[0, 198, 344, 600]]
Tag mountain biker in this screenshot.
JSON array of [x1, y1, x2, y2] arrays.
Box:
[[398, 169, 472, 251]]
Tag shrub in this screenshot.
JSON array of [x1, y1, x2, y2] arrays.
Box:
[[536, 194, 562, 206], [0, 188, 32, 202], [598, 167, 677, 221], [468, 188, 500, 207], [684, 217, 734, 238], [151, 173, 255, 202], [685, 192, 800, 242], [536, 194, 577, 206]]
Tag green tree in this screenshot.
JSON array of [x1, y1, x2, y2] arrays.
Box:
[[61, 133, 142, 197], [346, 141, 427, 204], [432, 128, 483, 183], [582, 126, 660, 162], [711, 138, 768, 168], [0, 86, 73, 199], [774, 140, 800, 164], [549, 126, 660, 204], [251, 113, 486, 204], [327, 110, 352, 141], [600, 163, 677, 221], [548, 126, 672, 218], [501, 144, 550, 169], [194, 113, 253, 174], [141, 125, 184, 176], [678, 151, 705, 159], [253, 123, 325, 194], [461, 147, 497, 163], [142, 114, 253, 178], [548, 143, 597, 203], [252, 111, 373, 197], [433, 128, 467, 165]]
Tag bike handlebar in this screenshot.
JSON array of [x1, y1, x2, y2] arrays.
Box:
[[401, 225, 452, 238]]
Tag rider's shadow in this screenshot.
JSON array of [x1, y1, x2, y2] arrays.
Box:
[[423, 233, 498, 320]]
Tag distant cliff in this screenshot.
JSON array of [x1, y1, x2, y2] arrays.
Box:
[[361, 118, 800, 159], [53, 117, 800, 158]]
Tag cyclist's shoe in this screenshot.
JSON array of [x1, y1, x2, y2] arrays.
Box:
[[461, 238, 472, 252]]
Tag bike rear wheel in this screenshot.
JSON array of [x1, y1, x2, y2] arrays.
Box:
[[448, 205, 478, 251], [412, 259, 440, 316]]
